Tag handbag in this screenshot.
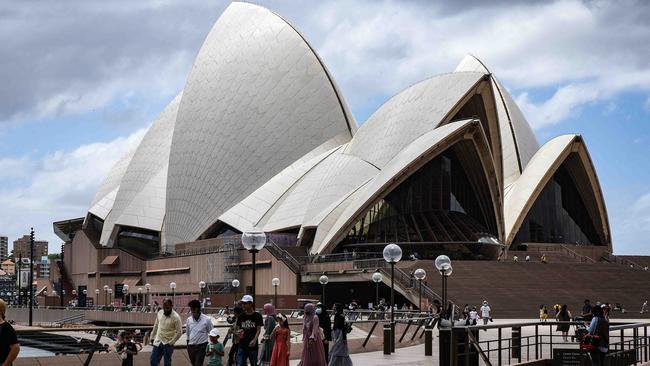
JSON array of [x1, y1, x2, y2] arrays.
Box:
[[580, 333, 601, 350]]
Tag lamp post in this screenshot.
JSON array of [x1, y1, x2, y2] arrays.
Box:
[[61, 290, 66, 307], [170, 282, 176, 305], [108, 288, 113, 306], [145, 283, 151, 309], [122, 284, 129, 306], [372, 271, 383, 308], [383, 243, 402, 353], [414, 268, 426, 311], [241, 229, 266, 306], [319, 275, 329, 305], [434, 255, 452, 318], [95, 289, 99, 306], [199, 281, 206, 302], [29, 227, 34, 326], [82, 289, 87, 307], [103, 285, 109, 305], [271, 277, 280, 306], [232, 279, 240, 306], [138, 287, 143, 306]]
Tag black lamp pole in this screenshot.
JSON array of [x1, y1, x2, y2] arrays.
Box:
[[17, 254, 22, 306], [28, 228, 34, 326], [250, 249, 258, 305], [60, 246, 64, 308], [390, 262, 395, 352]]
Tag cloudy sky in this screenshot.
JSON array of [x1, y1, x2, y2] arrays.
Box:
[[1, 0, 649, 254]]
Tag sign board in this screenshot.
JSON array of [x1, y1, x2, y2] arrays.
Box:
[[553, 348, 588, 366]]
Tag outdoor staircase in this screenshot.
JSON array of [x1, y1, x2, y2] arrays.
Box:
[[266, 240, 303, 273]]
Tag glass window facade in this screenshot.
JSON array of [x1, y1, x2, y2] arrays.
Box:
[[513, 161, 605, 246], [338, 142, 498, 251]]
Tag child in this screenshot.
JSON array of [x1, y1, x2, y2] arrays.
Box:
[[270, 313, 291, 366], [206, 328, 225, 366], [116, 331, 139, 366]]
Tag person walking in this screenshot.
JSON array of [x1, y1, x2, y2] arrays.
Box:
[[0, 299, 20, 366], [186, 299, 214, 366], [328, 303, 352, 366], [539, 305, 548, 321], [226, 306, 243, 366], [270, 314, 291, 366], [236, 295, 263, 366], [641, 299, 648, 314], [555, 304, 572, 341], [259, 303, 277, 366], [480, 301, 491, 325], [468, 307, 479, 325], [149, 299, 183, 366], [316, 303, 332, 362], [297, 303, 326, 366], [587, 305, 609, 365]]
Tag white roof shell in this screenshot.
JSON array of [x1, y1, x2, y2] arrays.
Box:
[[455, 55, 539, 188], [163, 2, 356, 246], [98, 93, 182, 246], [87, 149, 135, 220], [504, 134, 610, 247]]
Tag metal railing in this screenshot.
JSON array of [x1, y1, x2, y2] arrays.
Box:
[[448, 320, 650, 365], [266, 239, 302, 273]]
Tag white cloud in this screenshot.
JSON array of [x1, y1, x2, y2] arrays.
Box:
[[611, 192, 650, 255], [294, 0, 650, 126], [0, 128, 146, 251]]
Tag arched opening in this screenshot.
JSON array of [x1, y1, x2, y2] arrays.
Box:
[[334, 139, 501, 259]]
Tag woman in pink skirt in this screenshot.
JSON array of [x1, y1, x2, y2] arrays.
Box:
[[297, 303, 326, 366]]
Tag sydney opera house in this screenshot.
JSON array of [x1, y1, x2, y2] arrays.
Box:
[[53, 3, 611, 307]]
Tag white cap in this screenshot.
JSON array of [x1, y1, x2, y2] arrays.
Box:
[[209, 328, 220, 337], [241, 295, 254, 303]]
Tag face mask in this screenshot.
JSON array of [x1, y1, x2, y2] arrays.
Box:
[[316, 308, 322, 315]]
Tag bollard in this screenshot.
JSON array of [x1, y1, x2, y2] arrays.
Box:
[[384, 324, 392, 355], [512, 326, 522, 361], [425, 324, 433, 356]]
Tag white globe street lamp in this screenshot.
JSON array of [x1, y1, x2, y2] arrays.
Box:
[[271, 277, 280, 306], [241, 229, 266, 305], [383, 243, 402, 353], [170, 282, 176, 305], [123, 284, 129, 305], [414, 268, 426, 310], [138, 287, 143, 306], [199, 280, 206, 302], [232, 279, 240, 306], [372, 271, 383, 308], [319, 275, 329, 305], [435, 255, 453, 316], [145, 283, 151, 308]]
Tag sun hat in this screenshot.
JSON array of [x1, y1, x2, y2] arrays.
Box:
[[209, 328, 220, 337]]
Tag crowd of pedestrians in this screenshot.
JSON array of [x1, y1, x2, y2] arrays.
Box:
[[143, 295, 354, 366]]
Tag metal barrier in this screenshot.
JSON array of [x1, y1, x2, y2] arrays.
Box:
[[13, 313, 436, 363], [446, 320, 650, 365]]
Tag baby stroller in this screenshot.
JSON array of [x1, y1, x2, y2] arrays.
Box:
[[571, 316, 589, 343]]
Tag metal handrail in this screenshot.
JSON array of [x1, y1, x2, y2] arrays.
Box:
[[266, 239, 302, 273]]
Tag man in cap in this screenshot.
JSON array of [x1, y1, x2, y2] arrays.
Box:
[[186, 299, 213, 366], [150, 298, 183, 366], [236, 295, 263, 366], [480, 300, 491, 325]]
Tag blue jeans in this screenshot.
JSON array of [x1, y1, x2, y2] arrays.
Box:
[[237, 345, 258, 366], [150, 344, 174, 366]]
